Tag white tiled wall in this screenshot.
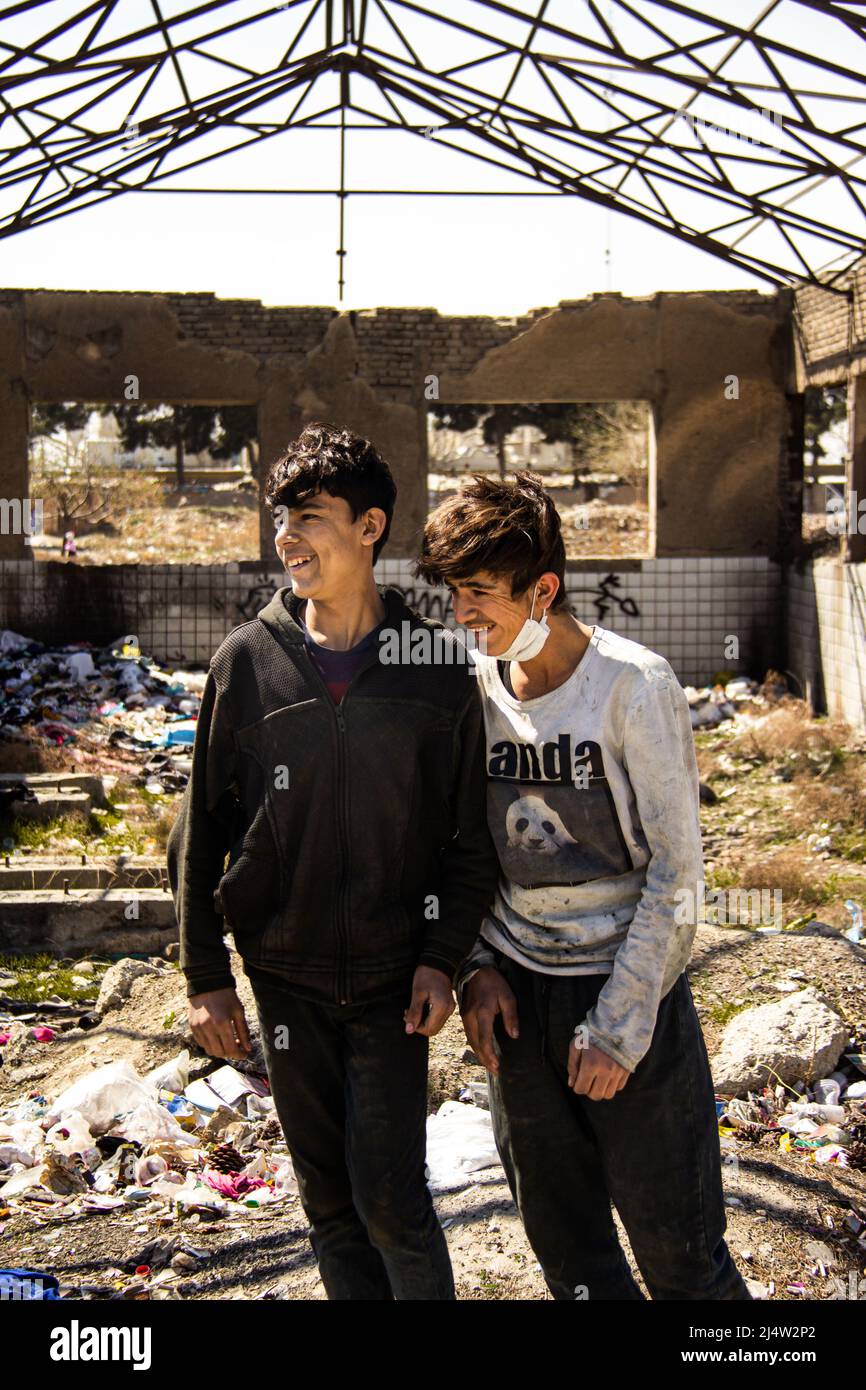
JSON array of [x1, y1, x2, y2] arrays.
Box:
[[377, 556, 782, 688], [787, 558, 866, 730], [4, 557, 861, 724], [0, 555, 787, 691]]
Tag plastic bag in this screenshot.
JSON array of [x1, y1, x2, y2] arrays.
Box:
[[0, 1165, 46, 1197], [135, 1154, 168, 1186], [268, 1154, 299, 1195], [425, 1100, 503, 1192], [0, 1119, 45, 1156], [779, 1102, 846, 1126], [172, 1179, 227, 1214], [108, 1099, 197, 1146], [0, 1143, 36, 1169], [149, 1173, 187, 1198], [146, 1050, 190, 1093], [47, 1060, 157, 1133], [65, 652, 95, 682]]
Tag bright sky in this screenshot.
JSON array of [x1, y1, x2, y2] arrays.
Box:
[[0, 184, 770, 313], [1, 0, 861, 314]]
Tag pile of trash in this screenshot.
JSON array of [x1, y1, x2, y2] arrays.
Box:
[[0, 629, 205, 787], [717, 1069, 866, 1171], [685, 677, 761, 729], [0, 944, 508, 1300], [0, 1054, 300, 1296]]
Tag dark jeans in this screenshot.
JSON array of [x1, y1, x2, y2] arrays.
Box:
[[246, 965, 455, 1300], [487, 957, 752, 1301]]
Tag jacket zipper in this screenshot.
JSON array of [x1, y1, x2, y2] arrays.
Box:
[[300, 640, 384, 1007], [334, 697, 349, 1006]]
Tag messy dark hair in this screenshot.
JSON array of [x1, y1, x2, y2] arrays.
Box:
[[264, 422, 397, 564], [415, 471, 567, 609]]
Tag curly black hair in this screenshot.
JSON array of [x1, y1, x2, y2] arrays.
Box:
[[264, 422, 397, 564]]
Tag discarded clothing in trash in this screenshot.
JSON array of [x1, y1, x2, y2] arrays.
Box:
[[0, 630, 205, 789]]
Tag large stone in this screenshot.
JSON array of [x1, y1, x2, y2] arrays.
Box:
[[96, 957, 161, 1013], [711, 988, 850, 1097]]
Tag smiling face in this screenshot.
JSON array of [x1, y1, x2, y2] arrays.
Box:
[[446, 570, 555, 658], [273, 489, 385, 602]]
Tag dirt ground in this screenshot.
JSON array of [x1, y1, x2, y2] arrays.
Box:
[[29, 485, 649, 566], [29, 487, 261, 567], [2, 696, 865, 1300], [1, 922, 864, 1302]]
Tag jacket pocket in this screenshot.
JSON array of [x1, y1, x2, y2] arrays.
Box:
[[214, 807, 285, 933], [381, 894, 425, 949]]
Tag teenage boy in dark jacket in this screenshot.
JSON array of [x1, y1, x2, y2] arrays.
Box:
[[167, 423, 498, 1300]]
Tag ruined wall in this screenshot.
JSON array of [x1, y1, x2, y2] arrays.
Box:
[[787, 557, 866, 730], [793, 259, 866, 389], [0, 285, 792, 564], [789, 254, 866, 728], [433, 291, 792, 559]]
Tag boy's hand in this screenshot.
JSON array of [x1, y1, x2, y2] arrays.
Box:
[[460, 966, 519, 1076], [568, 1039, 630, 1100], [188, 987, 252, 1060], [404, 966, 455, 1037]]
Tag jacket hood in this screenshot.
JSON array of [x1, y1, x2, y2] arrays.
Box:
[[256, 583, 422, 648]]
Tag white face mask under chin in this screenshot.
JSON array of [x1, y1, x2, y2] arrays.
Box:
[[496, 585, 551, 663]]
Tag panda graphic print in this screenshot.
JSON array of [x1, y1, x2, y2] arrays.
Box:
[[488, 732, 633, 890]]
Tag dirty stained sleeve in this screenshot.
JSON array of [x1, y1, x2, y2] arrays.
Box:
[[581, 669, 704, 1073]]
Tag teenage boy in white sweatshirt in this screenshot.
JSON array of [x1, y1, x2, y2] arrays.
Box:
[[415, 472, 751, 1302]]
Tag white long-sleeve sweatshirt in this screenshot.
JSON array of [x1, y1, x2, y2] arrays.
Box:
[[461, 624, 704, 1073]]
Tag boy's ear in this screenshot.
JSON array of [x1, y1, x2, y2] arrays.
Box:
[[537, 572, 560, 608], [361, 506, 387, 547]]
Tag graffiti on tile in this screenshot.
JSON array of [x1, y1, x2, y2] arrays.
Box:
[[228, 575, 279, 621], [214, 573, 638, 629], [394, 575, 639, 626], [567, 574, 640, 623]]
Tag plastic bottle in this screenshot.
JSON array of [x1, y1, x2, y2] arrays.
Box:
[[844, 900, 863, 944]]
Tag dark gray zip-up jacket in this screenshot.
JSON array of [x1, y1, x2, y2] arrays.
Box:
[[166, 585, 499, 1004]]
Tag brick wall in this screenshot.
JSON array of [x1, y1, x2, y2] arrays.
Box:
[[794, 256, 866, 386], [1, 285, 784, 396], [163, 293, 337, 361]]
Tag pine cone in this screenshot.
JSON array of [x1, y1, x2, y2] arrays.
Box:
[[208, 1142, 245, 1174], [738, 1123, 766, 1143], [257, 1118, 282, 1142]]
